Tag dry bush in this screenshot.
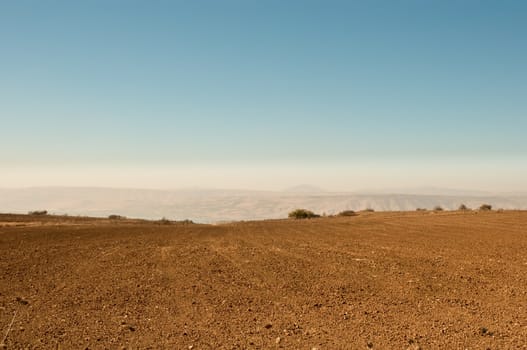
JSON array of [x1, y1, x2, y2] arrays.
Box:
[[433, 206, 444, 211], [288, 209, 320, 219], [338, 210, 357, 217], [28, 210, 48, 216], [458, 204, 469, 211], [479, 204, 492, 211], [158, 217, 172, 225]]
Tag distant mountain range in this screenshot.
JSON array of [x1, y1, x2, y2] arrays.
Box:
[[1, 187, 526, 223]]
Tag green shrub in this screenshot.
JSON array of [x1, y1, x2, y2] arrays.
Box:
[[108, 214, 126, 220], [288, 209, 320, 219]]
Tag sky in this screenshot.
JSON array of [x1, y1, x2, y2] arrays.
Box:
[[1, 0, 526, 192]]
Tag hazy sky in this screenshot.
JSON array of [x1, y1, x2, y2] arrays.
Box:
[[1, 1, 526, 191]]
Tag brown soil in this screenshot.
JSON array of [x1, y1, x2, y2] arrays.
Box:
[[1, 211, 526, 349]]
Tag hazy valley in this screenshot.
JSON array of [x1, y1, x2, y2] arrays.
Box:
[[2, 187, 527, 223]]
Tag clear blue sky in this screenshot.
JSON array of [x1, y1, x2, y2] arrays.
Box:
[[1, 1, 526, 191]]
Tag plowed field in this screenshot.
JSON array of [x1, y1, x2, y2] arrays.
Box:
[[1, 211, 526, 349]]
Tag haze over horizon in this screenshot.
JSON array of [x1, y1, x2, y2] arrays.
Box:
[[2, 1, 526, 192], [2, 186, 527, 223]]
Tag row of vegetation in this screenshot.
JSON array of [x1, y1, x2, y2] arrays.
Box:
[[288, 208, 371, 219], [25, 204, 496, 222], [427, 204, 493, 212], [28, 210, 48, 216], [288, 204, 495, 219], [110, 215, 193, 225], [25, 211, 193, 224]]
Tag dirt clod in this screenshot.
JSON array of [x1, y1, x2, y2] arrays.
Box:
[[15, 297, 28, 305]]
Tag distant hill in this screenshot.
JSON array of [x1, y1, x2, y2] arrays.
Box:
[[283, 184, 327, 193], [1, 187, 526, 223]]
